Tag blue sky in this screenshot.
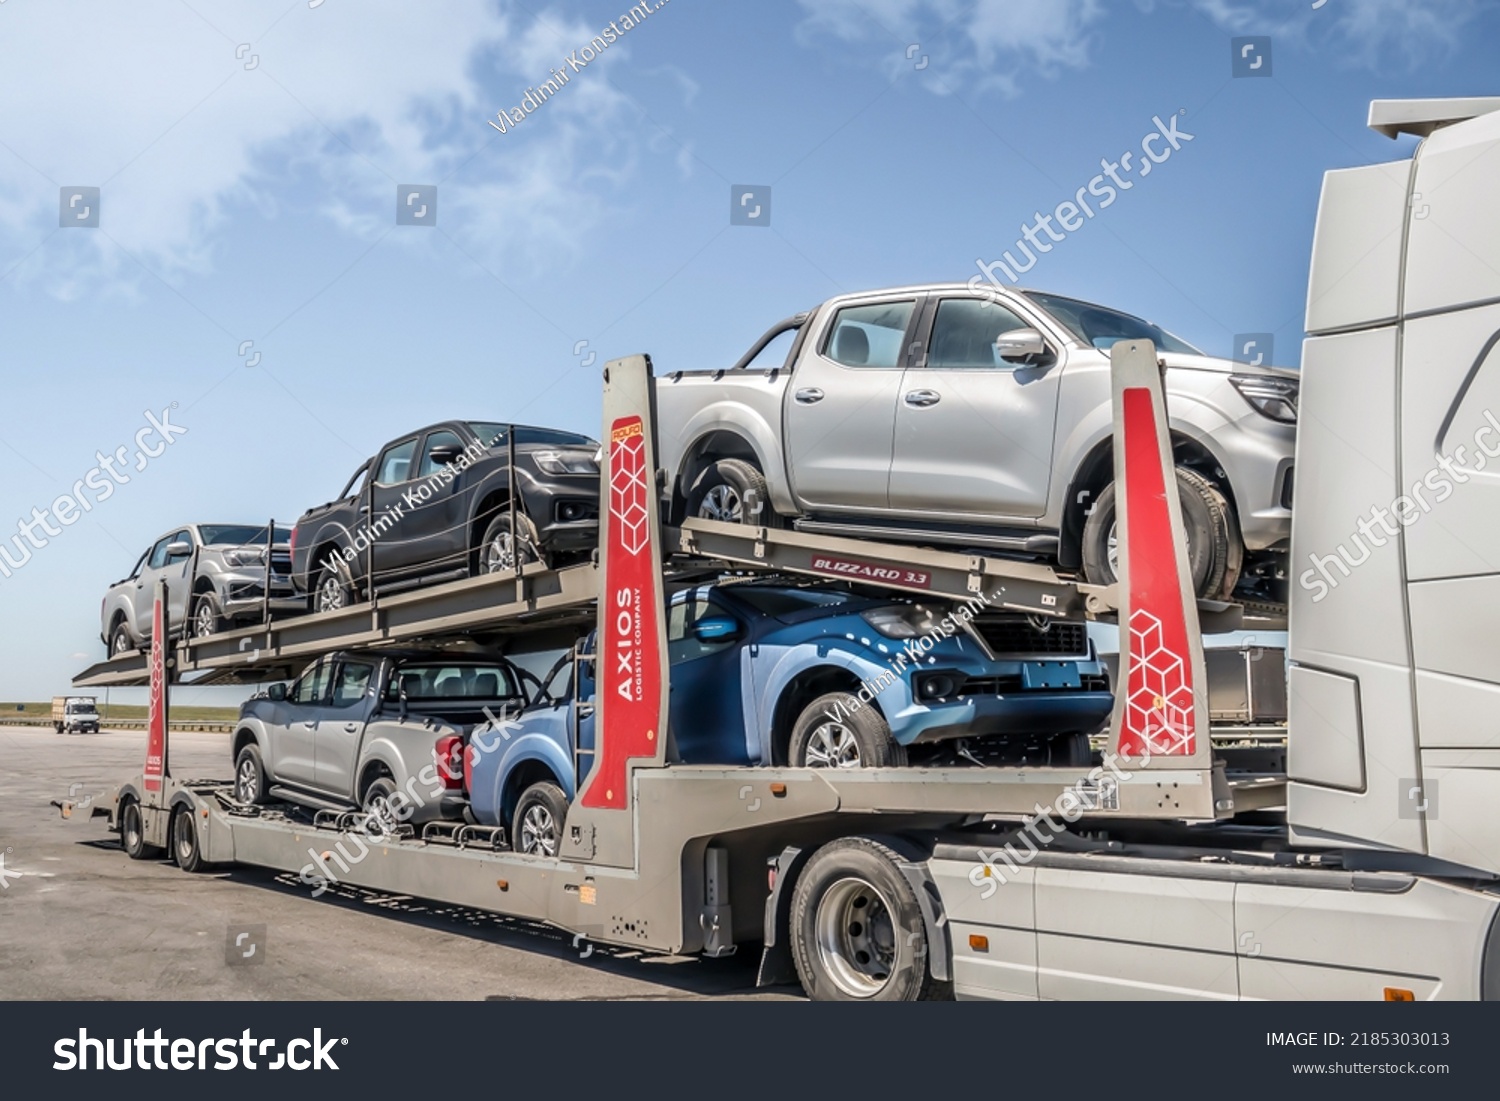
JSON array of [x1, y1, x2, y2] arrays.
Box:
[[0, 0, 1495, 704]]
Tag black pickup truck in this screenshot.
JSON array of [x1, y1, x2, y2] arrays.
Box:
[[290, 420, 601, 612]]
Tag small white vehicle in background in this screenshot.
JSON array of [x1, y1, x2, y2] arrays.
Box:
[[52, 695, 100, 735]]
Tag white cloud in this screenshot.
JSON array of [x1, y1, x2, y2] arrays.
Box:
[[1164, 0, 1487, 69], [0, 0, 678, 294], [794, 0, 1106, 97]]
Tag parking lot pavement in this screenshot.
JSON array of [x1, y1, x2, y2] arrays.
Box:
[[0, 726, 792, 1001]]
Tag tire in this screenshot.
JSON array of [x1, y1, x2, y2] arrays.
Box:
[[1080, 466, 1242, 601], [686, 458, 773, 526], [53, 722, 63, 735], [511, 780, 568, 857], [361, 776, 398, 821], [191, 591, 224, 640], [790, 837, 947, 1002], [233, 743, 269, 805], [1050, 731, 1093, 768], [313, 562, 352, 614], [120, 798, 161, 860], [109, 620, 135, 658], [788, 693, 908, 769], [478, 511, 541, 575], [171, 808, 208, 873]]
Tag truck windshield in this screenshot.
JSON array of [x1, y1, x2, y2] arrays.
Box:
[[1023, 292, 1203, 356], [467, 424, 597, 450], [198, 525, 292, 546]]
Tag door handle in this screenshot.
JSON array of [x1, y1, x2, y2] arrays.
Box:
[[904, 389, 942, 407], [343, 723, 359, 733], [794, 387, 825, 404], [302, 721, 317, 729]]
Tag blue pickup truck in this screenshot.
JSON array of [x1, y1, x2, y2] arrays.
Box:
[[464, 581, 1113, 855]]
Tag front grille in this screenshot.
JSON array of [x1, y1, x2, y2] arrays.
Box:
[[970, 616, 1089, 657]]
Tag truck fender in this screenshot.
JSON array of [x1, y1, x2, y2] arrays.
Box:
[[758, 835, 952, 986]]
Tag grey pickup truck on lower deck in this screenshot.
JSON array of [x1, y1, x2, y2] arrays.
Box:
[[655, 283, 1298, 605]]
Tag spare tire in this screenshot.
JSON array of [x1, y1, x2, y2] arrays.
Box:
[[1080, 466, 1242, 600]]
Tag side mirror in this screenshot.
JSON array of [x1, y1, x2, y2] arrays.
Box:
[[427, 444, 463, 467], [692, 616, 741, 643], [267, 682, 288, 702], [165, 540, 193, 559], [994, 328, 1048, 363]]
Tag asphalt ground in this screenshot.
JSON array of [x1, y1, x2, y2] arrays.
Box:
[[0, 725, 791, 1001]]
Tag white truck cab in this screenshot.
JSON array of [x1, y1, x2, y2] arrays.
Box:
[[1289, 97, 1500, 874]]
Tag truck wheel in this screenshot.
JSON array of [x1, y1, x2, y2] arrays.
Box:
[[109, 621, 135, 657], [790, 837, 945, 1001], [479, 511, 540, 574], [789, 693, 907, 768], [234, 744, 270, 805], [512, 781, 568, 857], [1080, 466, 1241, 600], [171, 808, 209, 873], [313, 563, 352, 613], [687, 458, 773, 526], [1051, 731, 1093, 767], [120, 798, 162, 860], [191, 592, 224, 640], [361, 776, 398, 822]]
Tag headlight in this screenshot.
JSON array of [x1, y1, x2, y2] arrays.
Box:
[[861, 604, 938, 639], [1229, 374, 1298, 424], [534, 449, 599, 476], [223, 548, 265, 568]]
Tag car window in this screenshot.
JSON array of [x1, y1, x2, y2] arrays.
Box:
[[290, 661, 332, 705], [418, 430, 466, 478], [374, 439, 418, 485], [147, 530, 190, 569], [822, 301, 915, 369], [1023, 291, 1203, 355], [331, 662, 374, 707], [928, 298, 1034, 369], [339, 464, 369, 501], [667, 596, 739, 663], [385, 663, 520, 701]]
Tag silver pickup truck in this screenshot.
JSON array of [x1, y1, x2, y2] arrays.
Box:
[[656, 283, 1298, 603]]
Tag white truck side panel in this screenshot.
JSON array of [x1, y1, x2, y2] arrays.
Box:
[[933, 858, 1499, 1001], [1237, 878, 1496, 1001], [1288, 326, 1421, 852], [1303, 161, 1410, 335], [1403, 108, 1500, 316]]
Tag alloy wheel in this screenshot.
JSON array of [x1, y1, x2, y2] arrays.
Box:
[[802, 721, 864, 768], [518, 804, 559, 856], [698, 484, 742, 523]]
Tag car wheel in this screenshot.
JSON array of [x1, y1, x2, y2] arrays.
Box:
[[233, 743, 269, 805], [360, 776, 402, 831], [479, 511, 540, 575], [109, 621, 135, 658], [1080, 466, 1242, 601], [1050, 731, 1093, 768], [120, 798, 162, 860], [790, 837, 948, 1002], [314, 564, 352, 614], [788, 693, 908, 769], [687, 458, 773, 526], [171, 808, 209, 873], [512, 780, 568, 857], [191, 592, 224, 640]]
